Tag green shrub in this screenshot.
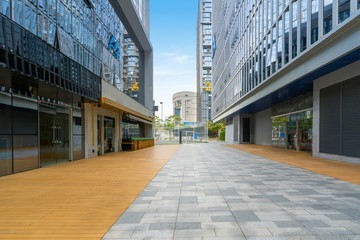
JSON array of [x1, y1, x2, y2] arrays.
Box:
[[131, 138, 154, 141], [219, 131, 225, 141]]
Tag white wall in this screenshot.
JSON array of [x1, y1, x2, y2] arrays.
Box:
[[254, 108, 272, 146]]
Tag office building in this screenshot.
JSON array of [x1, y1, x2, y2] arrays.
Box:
[[173, 91, 197, 125], [196, 0, 212, 125], [0, 0, 153, 176], [212, 0, 360, 164]]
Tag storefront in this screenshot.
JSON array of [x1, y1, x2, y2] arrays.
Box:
[[271, 109, 313, 152]]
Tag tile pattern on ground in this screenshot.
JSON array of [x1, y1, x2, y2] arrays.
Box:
[[103, 143, 360, 239]]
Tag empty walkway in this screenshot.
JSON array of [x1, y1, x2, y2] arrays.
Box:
[[104, 143, 360, 239], [0, 145, 180, 240]]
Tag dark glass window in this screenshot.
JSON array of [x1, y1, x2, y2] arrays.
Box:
[[0, 16, 5, 48], [292, 1, 298, 58], [29, 34, 36, 62], [284, 11, 290, 64], [311, 0, 319, 44], [0, 103, 12, 134], [4, 20, 13, 51], [23, 31, 29, 59], [13, 25, 22, 57], [277, 18, 282, 69], [43, 43, 49, 68], [323, 0, 333, 34], [13, 107, 38, 135], [300, 0, 307, 52], [338, 0, 350, 23], [37, 38, 43, 65]]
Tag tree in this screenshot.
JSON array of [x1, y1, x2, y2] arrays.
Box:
[[206, 120, 225, 138], [153, 115, 163, 127], [164, 115, 182, 127]]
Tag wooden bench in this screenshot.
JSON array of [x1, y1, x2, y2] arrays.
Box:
[[121, 142, 135, 151]]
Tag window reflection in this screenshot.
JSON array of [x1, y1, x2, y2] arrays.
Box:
[[338, 0, 350, 23], [311, 0, 319, 44], [278, 18, 282, 69], [284, 11, 289, 64], [323, 0, 333, 34], [292, 1, 298, 59], [300, 0, 307, 52]]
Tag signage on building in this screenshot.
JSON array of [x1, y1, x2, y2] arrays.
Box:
[[131, 82, 139, 91], [108, 36, 120, 59]]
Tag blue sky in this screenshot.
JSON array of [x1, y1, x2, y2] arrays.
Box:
[[150, 1, 198, 119]]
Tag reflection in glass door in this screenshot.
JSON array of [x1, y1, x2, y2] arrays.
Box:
[[39, 103, 70, 167], [104, 117, 114, 153]]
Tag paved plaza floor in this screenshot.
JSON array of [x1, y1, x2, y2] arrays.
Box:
[[103, 143, 360, 240]]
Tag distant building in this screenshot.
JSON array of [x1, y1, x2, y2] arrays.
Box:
[[212, 0, 360, 164], [196, 0, 212, 125], [172, 91, 197, 125]]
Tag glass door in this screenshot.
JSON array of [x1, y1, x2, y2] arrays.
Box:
[[104, 117, 115, 153], [39, 103, 70, 167]]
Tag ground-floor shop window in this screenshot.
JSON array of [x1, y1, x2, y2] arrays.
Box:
[[272, 110, 313, 152]]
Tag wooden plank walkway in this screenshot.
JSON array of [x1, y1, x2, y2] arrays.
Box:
[[0, 145, 180, 240], [225, 144, 360, 185]]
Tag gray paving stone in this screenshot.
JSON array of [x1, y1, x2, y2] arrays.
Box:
[[176, 222, 201, 230], [148, 222, 175, 230], [102, 143, 360, 240]]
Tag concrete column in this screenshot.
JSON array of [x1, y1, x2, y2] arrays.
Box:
[[84, 103, 97, 159]]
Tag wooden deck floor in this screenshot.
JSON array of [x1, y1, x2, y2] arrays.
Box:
[[0, 145, 180, 240], [225, 144, 360, 185]]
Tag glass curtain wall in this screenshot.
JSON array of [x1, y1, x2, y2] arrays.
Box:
[[39, 102, 70, 167], [0, 89, 12, 176]]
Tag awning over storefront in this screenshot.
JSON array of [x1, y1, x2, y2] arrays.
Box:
[[100, 97, 153, 123]]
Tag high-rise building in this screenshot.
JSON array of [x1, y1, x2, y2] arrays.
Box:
[[123, 34, 140, 101], [0, 0, 153, 176], [173, 91, 197, 125], [196, 0, 212, 125], [212, 0, 360, 164]]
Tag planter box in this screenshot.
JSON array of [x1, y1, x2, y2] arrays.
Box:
[[130, 139, 154, 150]]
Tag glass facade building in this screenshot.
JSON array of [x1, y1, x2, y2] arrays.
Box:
[[0, 0, 153, 176], [212, 0, 360, 118], [212, 0, 360, 164], [196, 0, 212, 125]]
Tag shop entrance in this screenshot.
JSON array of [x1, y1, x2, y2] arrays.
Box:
[[104, 117, 115, 153], [272, 110, 313, 152], [39, 102, 71, 167]]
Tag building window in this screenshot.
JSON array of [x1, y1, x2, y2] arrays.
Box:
[[1, 0, 10, 17], [278, 18, 282, 69], [284, 10, 290, 64], [338, 0, 350, 23], [323, 0, 333, 34], [292, 1, 298, 58], [271, 26, 277, 73], [300, 0, 307, 52], [311, 0, 319, 44]]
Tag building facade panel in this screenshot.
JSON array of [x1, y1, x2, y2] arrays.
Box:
[[0, 0, 153, 176], [212, 0, 360, 164]]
